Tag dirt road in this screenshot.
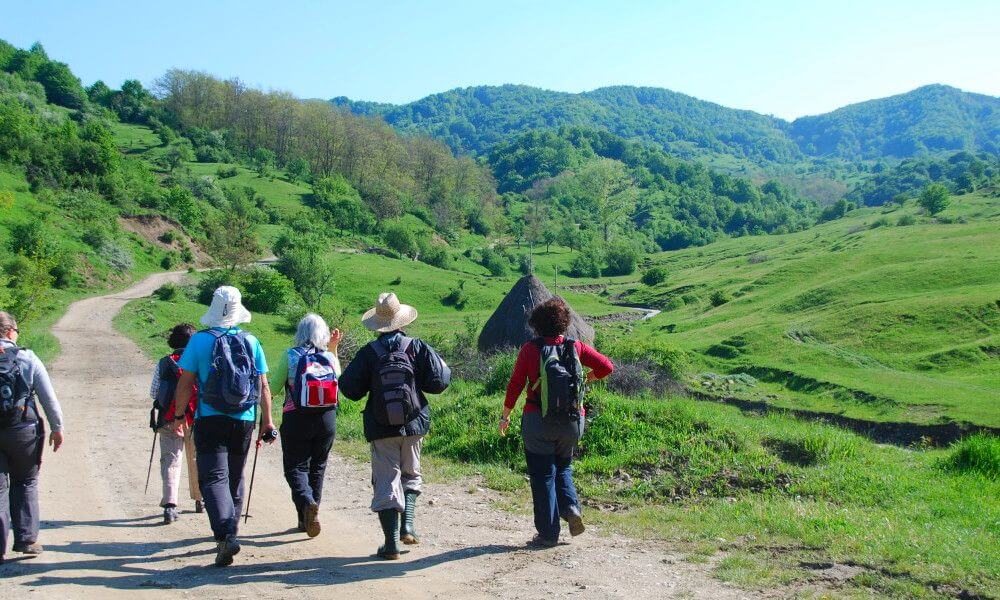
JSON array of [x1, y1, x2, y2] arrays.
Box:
[[0, 272, 755, 599]]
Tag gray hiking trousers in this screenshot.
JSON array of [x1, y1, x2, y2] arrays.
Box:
[[370, 435, 422, 512], [0, 421, 44, 554]]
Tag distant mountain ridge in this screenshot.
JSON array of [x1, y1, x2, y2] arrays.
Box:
[[332, 84, 1000, 164]]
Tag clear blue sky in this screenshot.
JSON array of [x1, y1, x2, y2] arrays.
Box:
[[3, 0, 998, 120]]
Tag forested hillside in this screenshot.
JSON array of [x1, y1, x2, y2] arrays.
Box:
[[334, 83, 1000, 166]]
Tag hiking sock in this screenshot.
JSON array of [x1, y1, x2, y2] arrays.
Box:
[[400, 490, 420, 544], [377, 510, 400, 559]]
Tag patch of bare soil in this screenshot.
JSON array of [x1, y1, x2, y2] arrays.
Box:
[[120, 214, 211, 265]]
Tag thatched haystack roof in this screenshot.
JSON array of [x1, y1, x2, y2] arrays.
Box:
[[477, 275, 595, 352]]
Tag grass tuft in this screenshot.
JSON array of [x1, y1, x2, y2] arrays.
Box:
[[941, 434, 1000, 480]]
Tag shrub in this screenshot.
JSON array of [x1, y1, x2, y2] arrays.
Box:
[[604, 339, 688, 380], [710, 290, 732, 307], [568, 251, 602, 278], [479, 247, 507, 277], [196, 270, 238, 304], [706, 343, 741, 359], [604, 242, 640, 276], [641, 266, 668, 286], [153, 282, 179, 301], [897, 214, 917, 226], [383, 222, 419, 259], [81, 224, 112, 250], [869, 216, 891, 229], [483, 352, 519, 394], [419, 241, 451, 269], [442, 280, 467, 310], [216, 165, 238, 178], [99, 240, 134, 272], [160, 252, 178, 270], [942, 434, 1000, 480], [239, 266, 297, 313], [159, 230, 177, 244]]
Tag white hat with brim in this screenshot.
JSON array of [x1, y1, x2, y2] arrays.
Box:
[[361, 292, 418, 333], [200, 285, 252, 328]]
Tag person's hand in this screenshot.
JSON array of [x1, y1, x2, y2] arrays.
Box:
[[498, 416, 510, 436], [170, 417, 186, 437], [328, 328, 342, 352], [49, 431, 64, 452], [259, 421, 278, 445]]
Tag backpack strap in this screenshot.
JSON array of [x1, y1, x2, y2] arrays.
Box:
[[397, 337, 412, 354], [371, 339, 388, 359]]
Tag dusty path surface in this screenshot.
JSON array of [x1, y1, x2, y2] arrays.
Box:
[[0, 273, 757, 599]]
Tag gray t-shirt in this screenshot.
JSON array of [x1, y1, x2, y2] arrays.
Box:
[[1, 339, 64, 432]]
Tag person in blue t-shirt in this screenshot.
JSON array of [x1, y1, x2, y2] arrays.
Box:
[[171, 286, 275, 567]]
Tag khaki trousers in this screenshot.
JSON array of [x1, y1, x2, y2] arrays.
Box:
[[159, 424, 202, 507], [369, 435, 422, 512]]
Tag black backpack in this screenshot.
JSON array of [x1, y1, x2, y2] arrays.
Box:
[[533, 337, 584, 423], [150, 353, 182, 429], [201, 329, 260, 414], [370, 337, 421, 427], [0, 346, 32, 428]]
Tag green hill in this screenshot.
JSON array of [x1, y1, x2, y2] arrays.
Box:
[[614, 189, 1000, 427], [333, 83, 1000, 165]]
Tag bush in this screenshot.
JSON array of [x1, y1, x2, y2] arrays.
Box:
[[869, 216, 891, 229], [479, 247, 508, 277], [897, 214, 917, 226], [604, 339, 688, 380], [81, 224, 112, 250], [239, 266, 297, 314], [568, 251, 602, 278], [710, 290, 732, 307], [153, 282, 179, 301], [641, 266, 668, 286], [383, 222, 419, 259], [216, 165, 238, 178], [604, 242, 640, 276], [442, 280, 467, 310], [483, 352, 519, 394], [942, 434, 1000, 480], [99, 240, 134, 272], [706, 343, 741, 359], [160, 252, 178, 270], [196, 270, 238, 304], [419, 241, 451, 269]]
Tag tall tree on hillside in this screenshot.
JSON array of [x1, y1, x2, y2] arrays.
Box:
[[577, 158, 637, 242], [205, 209, 261, 273]]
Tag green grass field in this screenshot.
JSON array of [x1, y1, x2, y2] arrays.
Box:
[[601, 191, 1000, 428]]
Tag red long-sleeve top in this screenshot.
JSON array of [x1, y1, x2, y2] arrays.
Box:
[[504, 336, 615, 413]]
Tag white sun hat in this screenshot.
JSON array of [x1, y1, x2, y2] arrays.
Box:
[[200, 285, 252, 328], [361, 292, 418, 333]]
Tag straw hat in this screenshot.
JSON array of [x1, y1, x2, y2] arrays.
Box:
[[200, 286, 252, 328], [361, 292, 418, 332]]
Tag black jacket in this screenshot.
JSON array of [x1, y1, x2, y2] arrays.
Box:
[[339, 332, 451, 442]]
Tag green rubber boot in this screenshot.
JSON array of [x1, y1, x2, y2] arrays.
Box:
[[400, 490, 420, 545], [377, 510, 401, 560]]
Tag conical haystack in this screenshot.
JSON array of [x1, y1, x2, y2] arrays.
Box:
[[477, 275, 595, 352]]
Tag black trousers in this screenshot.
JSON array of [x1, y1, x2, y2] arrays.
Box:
[[279, 409, 336, 517], [0, 420, 44, 555], [193, 416, 254, 541]]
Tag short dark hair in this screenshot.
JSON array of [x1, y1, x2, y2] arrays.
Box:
[[528, 298, 572, 338], [167, 323, 196, 349]]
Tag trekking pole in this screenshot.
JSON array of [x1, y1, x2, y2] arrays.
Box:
[[144, 430, 158, 495], [244, 431, 262, 524]]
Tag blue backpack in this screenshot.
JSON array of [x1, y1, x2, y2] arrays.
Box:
[[201, 329, 260, 414]]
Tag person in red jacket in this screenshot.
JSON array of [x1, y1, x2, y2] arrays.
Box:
[[149, 324, 202, 524], [500, 298, 613, 547]]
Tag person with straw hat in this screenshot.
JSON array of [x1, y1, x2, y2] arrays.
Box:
[[340, 292, 451, 560], [170, 286, 275, 567]]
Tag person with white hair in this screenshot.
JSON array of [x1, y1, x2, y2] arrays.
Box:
[[269, 313, 342, 537]]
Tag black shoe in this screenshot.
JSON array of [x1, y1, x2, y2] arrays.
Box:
[[195, 500, 204, 514], [528, 534, 559, 548], [12, 542, 43, 555], [377, 510, 401, 560], [303, 502, 321, 538], [214, 535, 241, 567], [400, 490, 420, 545], [562, 505, 585, 537]]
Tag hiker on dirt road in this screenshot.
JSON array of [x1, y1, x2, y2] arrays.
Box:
[[340, 293, 451, 560], [499, 298, 613, 547], [271, 313, 341, 537], [0, 311, 64, 564], [171, 286, 275, 567], [148, 323, 203, 524]]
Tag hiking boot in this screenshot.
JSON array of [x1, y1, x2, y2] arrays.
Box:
[[400, 490, 419, 545], [12, 542, 43, 555], [303, 502, 321, 538], [376, 510, 401, 560], [528, 534, 559, 548], [163, 505, 179, 524], [195, 500, 204, 514], [214, 535, 241, 567], [562, 505, 585, 537]]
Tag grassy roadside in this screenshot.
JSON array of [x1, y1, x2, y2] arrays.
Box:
[[116, 276, 1000, 599]]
